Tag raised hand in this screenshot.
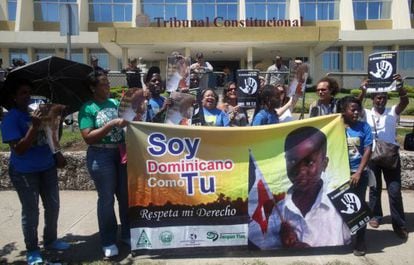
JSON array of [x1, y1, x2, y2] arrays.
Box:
[[340, 193, 359, 214]]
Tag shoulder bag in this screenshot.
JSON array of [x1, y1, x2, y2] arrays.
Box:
[[370, 116, 399, 169]]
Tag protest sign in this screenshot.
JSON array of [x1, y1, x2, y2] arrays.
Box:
[[166, 55, 191, 92], [127, 115, 353, 253], [236, 70, 259, 108], [367, 51, 397, 92], [165, 92, 196, 125]]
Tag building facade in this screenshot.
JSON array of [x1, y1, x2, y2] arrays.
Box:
[[0, 0, 414, 87]]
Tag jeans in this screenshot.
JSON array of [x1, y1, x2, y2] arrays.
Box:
[[86, 146, 129, 247], [352, 171, 368, 243], [9, 165, 60, 252], [368, 159, 406, 230]]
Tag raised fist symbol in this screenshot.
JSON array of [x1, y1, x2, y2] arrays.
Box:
[[340, 193, 361, 214], [369, 60, 393, 79], [239, 77, 258, 95]]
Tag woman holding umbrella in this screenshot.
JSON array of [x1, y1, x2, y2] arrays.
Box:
[[78, 72, 129, 258], [1, 79, 70, 265]]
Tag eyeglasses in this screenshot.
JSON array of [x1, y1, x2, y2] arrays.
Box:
[[228, 87, 236, 92]]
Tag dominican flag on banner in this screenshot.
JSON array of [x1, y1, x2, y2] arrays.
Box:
[[248, 150, 275, 235]]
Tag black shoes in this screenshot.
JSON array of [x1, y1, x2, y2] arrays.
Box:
[[353, 240, 367, 256], [394, 227, 409, 240]]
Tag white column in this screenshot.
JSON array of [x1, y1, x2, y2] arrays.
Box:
[[132, 0, 141, 27], [27, 47, 35, 63], [78, 0, 89, 31], [240, 58, 245, 69], [55, 48, 65, 59], [288, 0, 300, 21], [308, 47, 316, 81], [122, 47, 128, 69], [184, 47, 191, 58], [239, 0, 245, 22], [341, 46, 347, 72], [15, 0, 34, 31], [109, 54, 118, 71], [187, 0, 192, 21], [339, 0, 355, 31], [83, 47, 89, 65], [0, 0, 7, 20], [391, 0, 411, 29], [247, 47, 253, 69], [1, 48, 10, 67]]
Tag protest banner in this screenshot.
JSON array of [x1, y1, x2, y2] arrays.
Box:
[[236, 70, 259, 108], [127, 115, 359, 253], [367, 51, 397, 92]]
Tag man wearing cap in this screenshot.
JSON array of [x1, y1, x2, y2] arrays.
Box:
[[190, 52, 213, 90], [90, 56, 105, 73], [265, 56, 289, 86]]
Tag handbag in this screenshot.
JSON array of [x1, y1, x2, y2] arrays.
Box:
[[370, 116, 399, 169], [403, 123, 414, 151]]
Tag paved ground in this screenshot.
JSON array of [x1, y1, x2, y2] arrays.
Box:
[[0, 190, 413, 265]]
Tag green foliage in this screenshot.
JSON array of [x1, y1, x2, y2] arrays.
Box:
[[350, 89, 361, 97], [110, 86, 127, 100]]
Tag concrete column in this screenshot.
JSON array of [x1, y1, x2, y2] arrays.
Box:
[[184, 47, 191, 58], [1, 48, 10, 68], [238, 0, 246, 22], [288, 0, 300, 21], [240, 58, 245, 69], [0, 0, 7, 20], [27, 47, 35, 63], [132, 0, 141, 27], [109, 54, 118, 71], [55, 48, 65, 58], [78, 0, 89, 31], [308, 47, 316, 82], [122, 47, 128, 69], [341, 46, 347, 72], [83, 47, 89, 65], [247, 47, 253, 69], [187, 0, 192, 21], [339, 0, 355, 31], [15, 0, 34, 31], [391, 0, 411, 29], [363, 46, 372, 72]]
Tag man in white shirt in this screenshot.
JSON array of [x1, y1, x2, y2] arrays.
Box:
[[249, 126, 350, 249], [190, 52, 213, 90], [361, 76, 409, 239], [265, 56, 289, 86]]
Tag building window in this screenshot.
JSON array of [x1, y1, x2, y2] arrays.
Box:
[[9, 49, 29, 65], [299, 0, 338, 21], [7, 0, 17, 21], [35, 49, 55, 61], [353, 0, 391, 20], [372, 46, 392, 53], [70, 49, 84, 64], [409, 0, 414, 19], [346, 47, 364, 72], [142, 0, 187, 22], [246, 0, 286, 20], [34, 0, 77, 22], [89, 0, 132, 22], [322, 47, 340, 71], [192, 0, 238, 21], [90, 49, 109, 70], [399, 46, 414, 70]]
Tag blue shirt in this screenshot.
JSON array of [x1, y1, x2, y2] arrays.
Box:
[[1, 108, 54, 173], [147, 96, 165, 122], [203, 107, 230, 127], [346, 121, 373, 172], [252, 109, 279, 126]]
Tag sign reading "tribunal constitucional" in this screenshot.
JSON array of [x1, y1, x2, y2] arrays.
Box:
[[149, 17, 304, 28]]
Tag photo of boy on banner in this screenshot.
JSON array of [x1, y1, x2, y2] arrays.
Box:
[[166, 53, 191, 93], [248, 126, 351, 249], [367, 51, 397, 93], [164, 92, 196, 125]]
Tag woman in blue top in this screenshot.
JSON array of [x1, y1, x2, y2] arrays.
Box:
[[201, 88, 230, 126], [341, 96, 373, 256], [1, 79, 69, 265], [78, 72, 129, 258], [252, 85, 281, 126]]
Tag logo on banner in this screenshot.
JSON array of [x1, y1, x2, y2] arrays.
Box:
[[136, 230, 152, 248], [340, 193, 361, 214], [159, 231, 174, 245], [206, 231, 219, 241]]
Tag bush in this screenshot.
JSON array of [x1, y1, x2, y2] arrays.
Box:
[[110, 86, 126, 99], [402, 106, 414, 115], [350, 89, 361, 97], [340, 88, 351, 94]]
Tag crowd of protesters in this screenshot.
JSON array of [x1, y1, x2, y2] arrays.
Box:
[[0, 52, 411, 264]]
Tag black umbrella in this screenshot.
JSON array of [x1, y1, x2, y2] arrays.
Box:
[[1, 56, 94, 114]]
